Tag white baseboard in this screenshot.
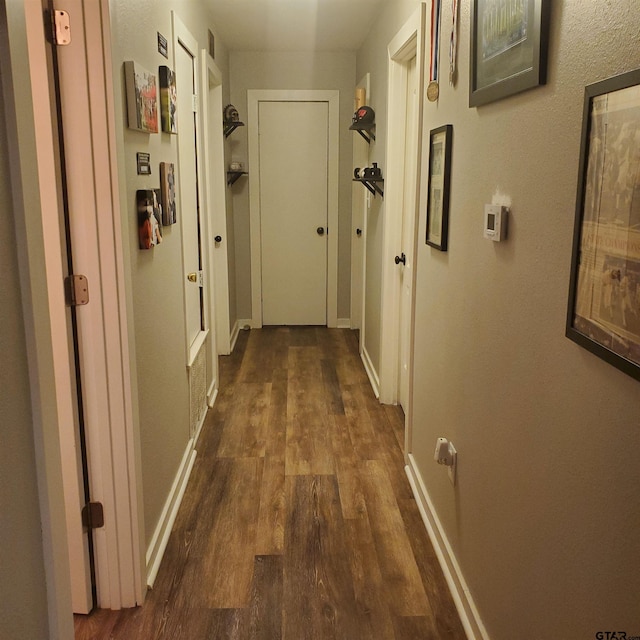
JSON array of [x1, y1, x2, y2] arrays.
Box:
[[361, 346, 380, 398], [230, 318, 251, 352], [207, 379, 218, 409], [405, 455, 489, 640], [230, 320, 240, 352], [337, 318, 351, 329], [145, 442, 197, 589]]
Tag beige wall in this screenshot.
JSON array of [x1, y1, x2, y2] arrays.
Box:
[[228, 50, 356, 322], [0, 45, 50, 640], [357, 0, 640, 637], [109, 0, 230, 547]]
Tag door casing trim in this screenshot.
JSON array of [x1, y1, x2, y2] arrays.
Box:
[[379, 4, 426, 427]]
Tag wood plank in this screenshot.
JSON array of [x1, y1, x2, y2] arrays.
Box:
[[398, 498, 468, 639], [239, 326, 290, 383], [198, 457, 263, 608], [283, 474, 365, 640], [383, 403, 406, 453], [330, 414, 368, 520], [216, 382, 270, 458], [320, 359, 345, 415], [392, 615, 438, 640], [285, 347, 334, 476], [343, 516, 397, 640], [206, 608, 248, 640], [256, 453, 286, 555], [287, 326, 318, 346], [256, 369, 288, 554], [359, 386, 414, 501], [74, 609, 119, 640], [341, 382, 380, 461], [360, 460, 430, 617], [247, 555, 283, 640]]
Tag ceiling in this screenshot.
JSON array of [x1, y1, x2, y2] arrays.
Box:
[[205, 0, 388, 52]]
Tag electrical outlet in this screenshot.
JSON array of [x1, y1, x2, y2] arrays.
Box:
[[434, 437, 457, 486]]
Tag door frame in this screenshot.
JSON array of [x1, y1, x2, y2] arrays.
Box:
[[49, 0, 145, 610], [1, 3, 75, 634], [201, 50, 231, 370], [247, 90, 339, 328], [379, 4, 426, 415], [173, 13, 209, 369], [2, 0, 144, 627], [351, 73, 371, 346]]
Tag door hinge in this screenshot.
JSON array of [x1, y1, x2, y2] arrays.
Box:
[[192, 94, 198, 113], [52, 10, 71, 46], [81, 502, 104, 530], [64, 274, 90, 306]]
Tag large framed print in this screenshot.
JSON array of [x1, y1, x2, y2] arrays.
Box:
[[426, 125, 453, 251], [469, 0, 551, 107], [124, 61, 159, 133], [566, 68, 640, 382]]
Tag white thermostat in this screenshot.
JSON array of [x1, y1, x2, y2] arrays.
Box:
[[484, 204, 508, 241]]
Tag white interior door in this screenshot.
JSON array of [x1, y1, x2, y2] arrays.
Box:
[[259, 101, 329, 325], [399, 56, 418, 411], [202, 53, 230, 359], [176, 34, 205, 357]]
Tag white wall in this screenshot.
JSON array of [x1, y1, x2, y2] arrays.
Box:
[[228, 51, 356, 322], [387, 1, 640, 638], [109, 0, 230, 548]]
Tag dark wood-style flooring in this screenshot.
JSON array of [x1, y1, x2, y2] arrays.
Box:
[[75, 327, 466, 639]]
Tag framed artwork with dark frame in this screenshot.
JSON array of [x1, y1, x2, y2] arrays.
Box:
[[566, 68, 640, 382], [469, 0, 551, 107], [426, 125, 453, 251]]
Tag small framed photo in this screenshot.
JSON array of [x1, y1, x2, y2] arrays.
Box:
[[426, 125, 453, 251], [137, 189, 163, 250], [124, 61, 158, 133], [469, 0, 551, 107], [160, 162, 177, 225], [159, 66, 177, 134], [566, 68, 640, 381]]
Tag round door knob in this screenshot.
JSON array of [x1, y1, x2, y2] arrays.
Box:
[[394, 253, 406, 265], [317, 227, 325, 236], [214, 235, 222, 243], [187, 272, 198, 282]]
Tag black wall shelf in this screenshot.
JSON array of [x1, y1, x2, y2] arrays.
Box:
[[353, 177, 383, 197], [354, 128, 375, 144], [224, 121, 245, 138], [227, 171, 248, 187]]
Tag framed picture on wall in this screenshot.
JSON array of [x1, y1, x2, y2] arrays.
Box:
[[426, 125, 453, 251], [159, 66, 177, 134], [160, 162, 177, 225], [566, 68, 640, 382], [124, 61, 159, 133], [469, 0, 551, 107], [137, 189, 163, 250]]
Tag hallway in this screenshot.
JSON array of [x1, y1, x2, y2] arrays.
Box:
[[74, 327, 465, 639]]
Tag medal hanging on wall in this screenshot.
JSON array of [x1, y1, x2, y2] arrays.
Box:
[[427, 0, 442, 102]]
